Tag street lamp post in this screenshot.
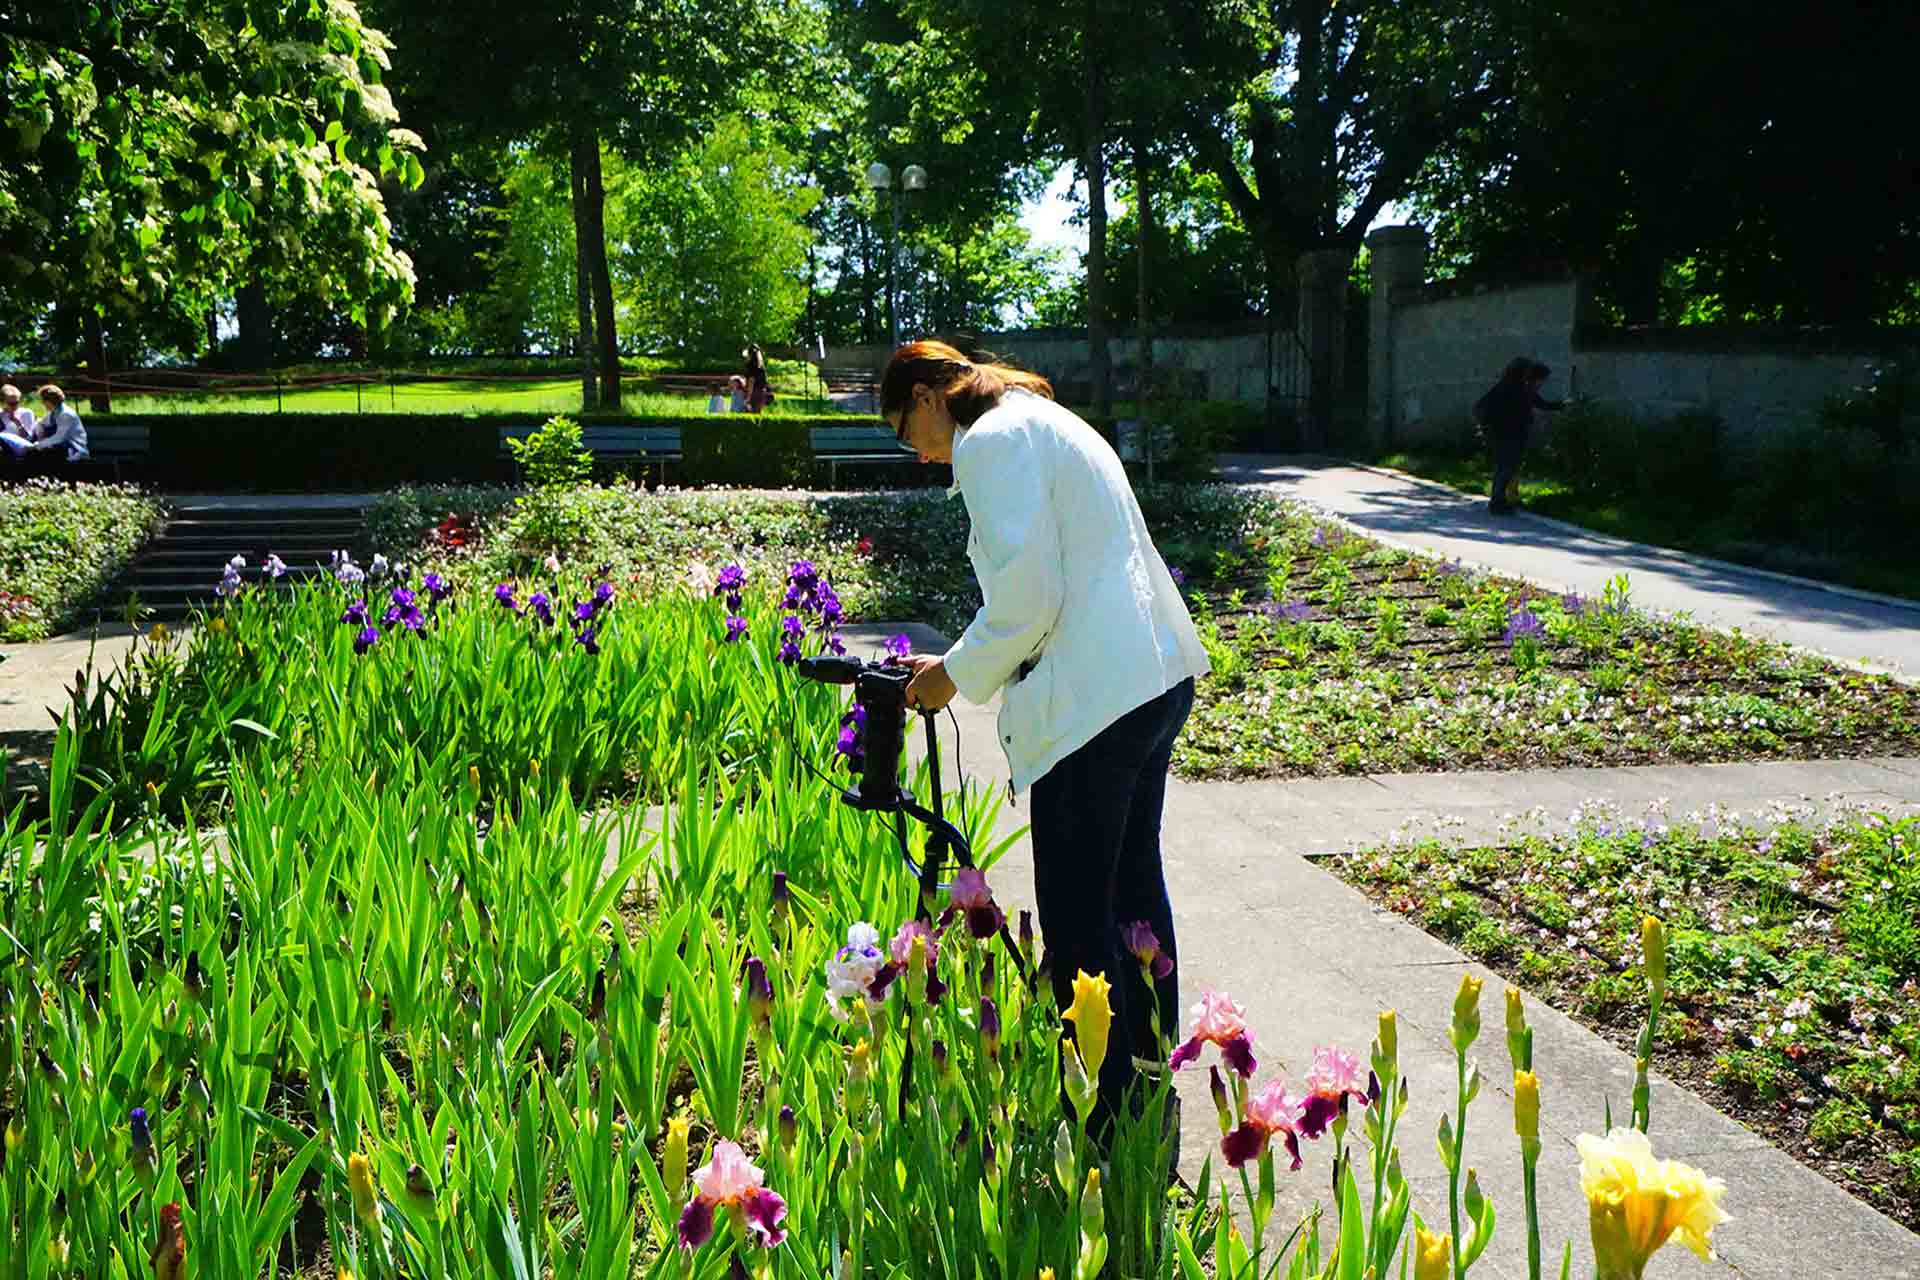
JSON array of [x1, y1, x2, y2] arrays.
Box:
[[866, 161, 927, 349]]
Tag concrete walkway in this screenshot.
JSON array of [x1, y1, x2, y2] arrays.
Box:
[[848, 624, 1920, 1279], [1218, 454, 1920, 681]]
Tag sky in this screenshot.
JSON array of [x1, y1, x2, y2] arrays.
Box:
[[1016, 162, 1409, 273]]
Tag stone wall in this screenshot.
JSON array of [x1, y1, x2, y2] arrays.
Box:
[[1569, 346, 1875, 442], [1366, 225, 1907, 450], [1378, 278, 1581, 445], [824, 329, 1286, 406]]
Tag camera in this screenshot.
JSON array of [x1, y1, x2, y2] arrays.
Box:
[[796, 655, 912, 812], [798, 652, 1030, 980]]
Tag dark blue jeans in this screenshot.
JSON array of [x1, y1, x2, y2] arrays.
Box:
[[1030, 676, 1194, 1124]]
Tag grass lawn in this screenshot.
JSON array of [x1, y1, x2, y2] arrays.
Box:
[[1369, 447, 1920, 602], [98, 376, 847, 417], [367, 483, 1920, 783], [1328, 806, 1920, 1228]]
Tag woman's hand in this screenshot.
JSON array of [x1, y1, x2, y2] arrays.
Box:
[[902, 655, 958, 712]]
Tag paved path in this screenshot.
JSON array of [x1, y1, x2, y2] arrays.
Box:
[[1218, 454, 1920, 681], [848, 624, 1920, 1278], [0, 625, 147, 735]]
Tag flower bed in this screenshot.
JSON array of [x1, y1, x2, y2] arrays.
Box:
[[1170, 502, 1920, 778], [1328, 804, 1920, 1227], [0, 479, 167, 640], [372, 483, 1920, 783]]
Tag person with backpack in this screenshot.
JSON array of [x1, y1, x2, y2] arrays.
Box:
[[1473, 357, 1563, 515]]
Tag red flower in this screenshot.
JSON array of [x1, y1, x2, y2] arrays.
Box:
[[856, 535, 875, 557]]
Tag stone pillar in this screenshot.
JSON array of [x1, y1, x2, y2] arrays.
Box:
[[1296, 247, 1352, 449], [1365, 224, 1428, 450]]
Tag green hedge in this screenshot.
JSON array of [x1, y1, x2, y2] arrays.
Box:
[[84, 413, 935, 490]]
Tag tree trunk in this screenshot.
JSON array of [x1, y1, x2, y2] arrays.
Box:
[[1083, 9, 1112, 416], [860, 217, 875, 345], [83, 310, 111, 413], [235, 280, 271, 370], [571, 129, 621, 410], [568, 138, 598, 413], [204, 306, 220, 359], [1133, 128, 1156, 403]]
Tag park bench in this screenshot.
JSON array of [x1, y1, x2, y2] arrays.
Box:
[[811, 425, 912, 486], [10, 423, 152, 484], [500, 423, 683, 484]]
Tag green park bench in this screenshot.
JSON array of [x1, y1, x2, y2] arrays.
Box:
[[500, 423, 683, 485], [30, 423, 151, 485], [810, 425, 913, 487]]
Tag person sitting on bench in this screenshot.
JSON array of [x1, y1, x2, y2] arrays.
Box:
[[24, 385, 88, 465], [0, 384, 38, 459]]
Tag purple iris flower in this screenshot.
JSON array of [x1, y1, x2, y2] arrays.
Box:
[[777, 637, 802, 665], [342, 600, 370, 627], [781, 614, 805, 640], [390, 586, 416, 610], [884, 633, 912, 660], [593, 581, 614, 609], [130, 1107, 152, 1152], [573, 599, 597, 624], [826, 633, 847, 656], [715, 563, 747, 595], [816, 584, 844, 628], [1168, 565, 1186, 587], [265, 554, 288, 580], [383, 603, 425, 631], [575, 625, 600, 656], [724, 615, 749, 642], [725, 592, 743, 612], [835, 703, 867, 769], [493, 582, 519, 611], [788, 560, 819, 591], [782, 582, 806, 610], [529, 592, 554, 626], [1561, 591, 1588, 616], [1262, 599, 1316, 623], [422, 572, 450, 602], [354, 625, 380, 655], [1503, 607, 1545, 645]]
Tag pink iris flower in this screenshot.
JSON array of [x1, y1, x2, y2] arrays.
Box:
[[944, 869, 1006, 940], [1169, 989, 1258, 1078], [1222, 1076, 1306, 1169], [890, 920, 940, 969], [1298, 1045, 1379, 1138], [677, 1140, 788, 1249], [1122, 920, 1175, 980]]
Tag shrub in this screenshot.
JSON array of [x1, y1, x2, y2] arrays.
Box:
[[0, 480, 168, 640]]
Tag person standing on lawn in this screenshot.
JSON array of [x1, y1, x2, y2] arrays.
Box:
[[882, 338, 1209, 1137], [742, 343, 772, 414], [1474, 357, 1563, 515]]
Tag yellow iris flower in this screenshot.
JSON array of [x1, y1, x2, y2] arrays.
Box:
[[1579, 1127, 1729, 1279], [1414, 1225, 1452, 1280], [1063, 970, 1113, 1081]]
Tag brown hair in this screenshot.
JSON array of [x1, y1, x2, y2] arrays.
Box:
[[880, 340, 1053, 427], [36, 384, 64, 405]]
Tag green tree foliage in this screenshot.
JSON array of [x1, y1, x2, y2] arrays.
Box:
[[368, 0, 784, 406], [470, 151, 582, 357], [0, 0, 423, 339], [615, 118, 819, 357], [1411, 0, 1920, 325]]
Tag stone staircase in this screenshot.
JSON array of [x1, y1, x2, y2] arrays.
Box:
[[99, 504, 368, 623]]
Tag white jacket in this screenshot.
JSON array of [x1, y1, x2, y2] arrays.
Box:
[[942, 389, 1210, 792]]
